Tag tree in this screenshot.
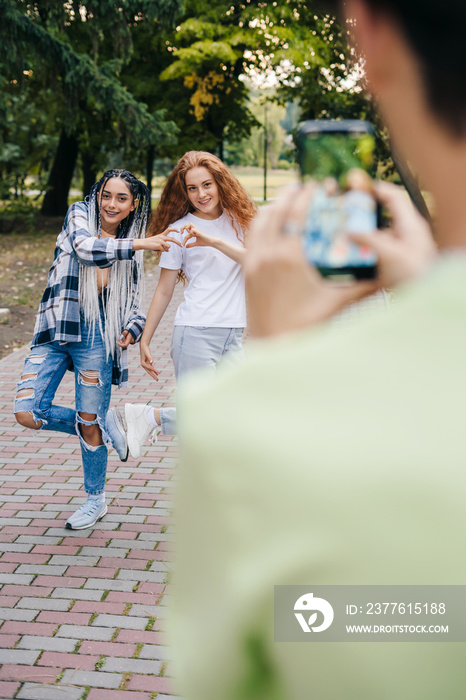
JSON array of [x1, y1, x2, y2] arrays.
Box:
[[1, 0, 414, 215], [156, 1, 269, 159], [0, 74, 58, 199], [1, 0, 182, 214], [251, 2, 396, 173], [118, 21, 188, 195], [156, 0, 373, 162], [224, 90, 289, 169]]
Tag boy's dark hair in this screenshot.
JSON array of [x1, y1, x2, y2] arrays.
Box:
[[319, 0, 466, 137]]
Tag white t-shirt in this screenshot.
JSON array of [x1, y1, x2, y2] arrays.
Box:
[[159, 211, 247, 328]]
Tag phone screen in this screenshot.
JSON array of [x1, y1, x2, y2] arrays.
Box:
[[298, 121, 378, 280]]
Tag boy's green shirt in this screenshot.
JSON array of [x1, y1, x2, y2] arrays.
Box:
[[172, 255, 466, 700]]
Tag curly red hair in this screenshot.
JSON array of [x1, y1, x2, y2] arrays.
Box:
[[149, 151, 257, 240]]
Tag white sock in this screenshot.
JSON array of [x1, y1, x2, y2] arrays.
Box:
[[145, 406, 158, 428], [88, 493, 105, 503]]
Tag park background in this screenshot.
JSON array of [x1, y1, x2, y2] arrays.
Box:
[[0, 3, 433, 698], [0, 0, 398, 357]]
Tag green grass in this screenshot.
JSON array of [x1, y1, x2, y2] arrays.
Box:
[[95, 655, 105, 671], [231, 166, 298, 201], [145, 616, 156, 631], [0, 229, 57, 309]]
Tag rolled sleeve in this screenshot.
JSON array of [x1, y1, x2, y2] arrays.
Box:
[[115, 239, 134, 260], [125, 312, 146, 343], [62, 203, 135, 268], [74, 235, 134, 267]]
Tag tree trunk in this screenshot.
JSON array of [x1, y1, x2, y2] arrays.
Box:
[[81, 151, 98, 199], [146, 145, 155, 198], [392, 149, 432, 225], [41, 130, 79, 216]]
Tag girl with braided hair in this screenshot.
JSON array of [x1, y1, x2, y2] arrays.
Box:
[[107, 151, 257, 458], [14, 168, 178, 529]]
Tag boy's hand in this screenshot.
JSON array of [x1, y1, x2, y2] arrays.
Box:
[[245, 184, 378, 338], [349, 181, 437, 288]]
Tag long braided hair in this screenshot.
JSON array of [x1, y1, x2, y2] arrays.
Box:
[[79, 169, 150, 359]]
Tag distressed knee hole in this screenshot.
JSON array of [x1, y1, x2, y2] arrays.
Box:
[[79, 370, 101, 387], [27, 354, 45, 365], [16, 388, 35, 400], [19, 373, 37, 383], [77, 412, 103, 448], [15, 410, 42, 429], [78, 412, 98, 423]]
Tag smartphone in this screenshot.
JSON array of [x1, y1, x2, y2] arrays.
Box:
[[297, 119, 379, 281]]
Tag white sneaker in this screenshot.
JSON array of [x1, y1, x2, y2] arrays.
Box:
[[66, 496, 107, 530], [125, 403, 158, 459], [106, 407, 128, 462]]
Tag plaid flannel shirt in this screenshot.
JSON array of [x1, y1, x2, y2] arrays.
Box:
[[32, 200, 145, 387]]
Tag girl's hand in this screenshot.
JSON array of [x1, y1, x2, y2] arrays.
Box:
[[140, 342, 160, 382], [133, 228, 181, 253], [181, 223, 216, 249], [118, 330, 135, 348]]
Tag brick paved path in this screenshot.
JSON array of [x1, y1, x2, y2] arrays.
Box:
[[0, 266, 184, 700]]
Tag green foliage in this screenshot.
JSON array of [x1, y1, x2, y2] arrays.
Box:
[[0, 197, 38, 233], [257, 2, 393, 169], [155, 0, 265, 154], [225, 94, 289, 169], [0, 0, 183, 210], [1, 0, 180, 143], [152, 0, 380, 163], [0, 78, 59, 198], [0, 0, 393, 206]]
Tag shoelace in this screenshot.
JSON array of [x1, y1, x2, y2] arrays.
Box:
[[80, 499, 105, 515], [142, 403, 158, 446]]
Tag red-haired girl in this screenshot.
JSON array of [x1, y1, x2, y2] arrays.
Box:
[[107, 151, 257, 458]]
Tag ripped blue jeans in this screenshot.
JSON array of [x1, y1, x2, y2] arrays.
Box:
[[14, 317, 113, 495]]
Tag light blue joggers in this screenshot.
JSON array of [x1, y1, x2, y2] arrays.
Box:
[[159, 325, 243, 435]]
